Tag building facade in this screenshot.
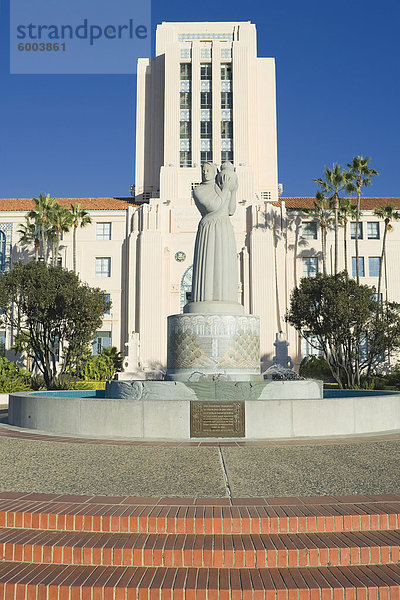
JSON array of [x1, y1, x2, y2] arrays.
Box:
[[1, 22, 399, 372]]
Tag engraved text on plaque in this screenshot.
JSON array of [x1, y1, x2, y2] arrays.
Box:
[[190, 401, 245, 438]]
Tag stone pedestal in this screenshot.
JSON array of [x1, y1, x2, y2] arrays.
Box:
[[166, 312, 261, 381]]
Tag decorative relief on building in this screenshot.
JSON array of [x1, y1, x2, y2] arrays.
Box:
[[221, 48, 232, 59], [178, 33, 234, 42], [180, 81, 190, 92], [175, 251, 186, 262], [180, 48, 191, 59], [200, 109, 211, 121], [221, 109, 232, 121]]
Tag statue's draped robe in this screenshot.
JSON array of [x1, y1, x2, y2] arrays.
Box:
[[191, 181, 238, 303]]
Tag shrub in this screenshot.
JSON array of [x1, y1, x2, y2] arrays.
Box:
[[299, 355, 335, 382], [101, 346, 124, 372], [73, 381, 106, 390], [0, 357, 32, 392], [83, 354, 115, 382]]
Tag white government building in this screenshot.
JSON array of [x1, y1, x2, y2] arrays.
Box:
[[1, 21, 399, 371]]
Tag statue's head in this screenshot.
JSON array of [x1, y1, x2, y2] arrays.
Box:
[[202, 162, 217, 182], [221, 161, 234, 171]]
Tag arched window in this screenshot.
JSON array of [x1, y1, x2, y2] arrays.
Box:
[[180, 265, 193, 312]]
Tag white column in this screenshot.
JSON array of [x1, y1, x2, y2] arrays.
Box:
[[249, 205, 276, 367], [163, 43, 180, 167], [212, 42, 221, 166], [136, 204, 165, 367], [232, 42, 249, 167], [191, 42, 201, 168]]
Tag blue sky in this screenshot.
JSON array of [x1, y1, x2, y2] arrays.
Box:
[[0, 0, 399, 199]]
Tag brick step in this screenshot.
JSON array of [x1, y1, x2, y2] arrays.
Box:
[[1, 498, 399, 534], [1, 562, 400, 598], [1, 527, 399, 569]]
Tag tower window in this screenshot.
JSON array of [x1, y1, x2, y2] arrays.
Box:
[[200, 63, 212, 80], [200, 92, 212, 109], [201, 151, 213, 163], [201, 121, 212, 138], [221, 121, 233, 138], [180, 92, 191, 108], [180, 121, 191, 138], [180, 151, 192, 167], [221, 151, 233, 162], [221, 63, 232, 80], [221, 92, 233, 109], [180, 63, 191, 80]]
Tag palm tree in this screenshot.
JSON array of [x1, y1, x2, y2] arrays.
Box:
[[346, 157, 379, 283], [49, 204, 72, 267], [18, 216, 41, 262], [70, 203, 92, 274], [314, 164, 352, 275], [338, 198, 358, 275], [28, 194, 56, 263], [303, 191, 332, 275], [373, 204, 400, 306]]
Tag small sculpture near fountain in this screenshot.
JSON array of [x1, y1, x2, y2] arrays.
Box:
[[263, 332, 301, 380]]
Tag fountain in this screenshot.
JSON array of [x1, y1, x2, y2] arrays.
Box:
[[7, 165, 400, 439]]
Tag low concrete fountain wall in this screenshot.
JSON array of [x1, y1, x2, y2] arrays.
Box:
[[7, 382, 400, 439]]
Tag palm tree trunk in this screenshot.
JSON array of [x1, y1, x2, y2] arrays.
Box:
[[377, 223, 387, 305], [51, 239, 56, 267], [55, 231, 60, 267], [334, 195, 339, 275], [355, 188, 361, 283], [321, 224, 327, 275], [34, 241, 39, 263], [73, 224, 77, 273], [41, 223, 47, 264]]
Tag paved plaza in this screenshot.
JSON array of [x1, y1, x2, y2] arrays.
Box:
[[1, 414, 399, 498]]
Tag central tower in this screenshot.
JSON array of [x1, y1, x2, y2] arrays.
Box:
[[134, 21, 278, 206]]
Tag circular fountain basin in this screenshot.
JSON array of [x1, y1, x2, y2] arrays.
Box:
[[7, 383, 400, 440]]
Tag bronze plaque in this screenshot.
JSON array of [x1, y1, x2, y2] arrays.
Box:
[[190, 401, 245, 438]]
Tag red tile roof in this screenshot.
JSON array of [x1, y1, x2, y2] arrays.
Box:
[[0, 196, 398, 212], [282, 197, 400, 210], [0, 198, 138, 211]]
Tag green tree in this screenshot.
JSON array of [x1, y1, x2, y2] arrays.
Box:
[[302, 191, 332, 275], [70, 203, 92, 274], [338, 198, 357, 275], [18, 216, 41, 262], [0, 262, 110, 388], [286, 273, 400, 388], [27, 194, 56, 263], [373, 203, 400, 306], [314, 165, 352, 274], [346, 157, 379, 283], [49, 204, 73, 267]]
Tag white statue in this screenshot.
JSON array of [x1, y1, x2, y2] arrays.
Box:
[[190, 162, 239, 305], [272, 332, 294, 370]]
